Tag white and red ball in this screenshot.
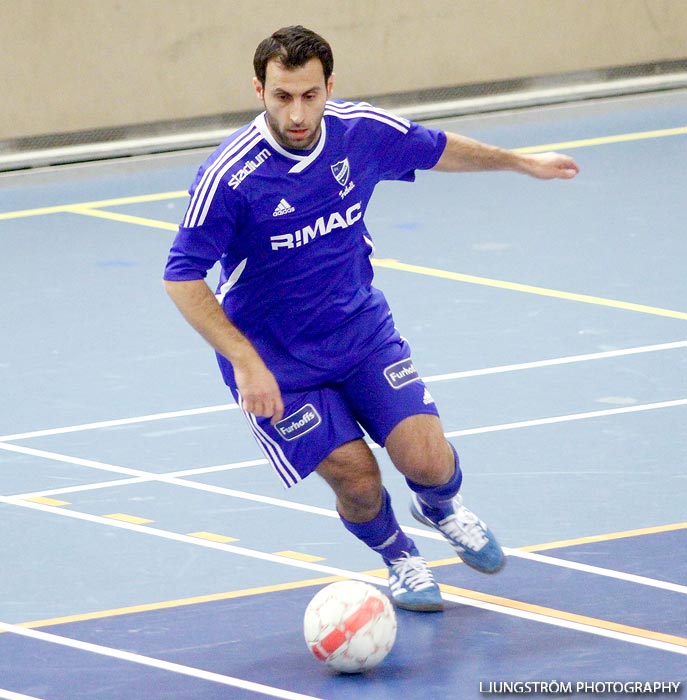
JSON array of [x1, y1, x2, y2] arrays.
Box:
[[303, 580, 397, 673]]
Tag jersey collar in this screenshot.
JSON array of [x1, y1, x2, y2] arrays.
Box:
[[255, 112, 327, 173]]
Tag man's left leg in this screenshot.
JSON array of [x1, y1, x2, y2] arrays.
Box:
[[385, 414, 505, 574], [315, 438, 444, 612]]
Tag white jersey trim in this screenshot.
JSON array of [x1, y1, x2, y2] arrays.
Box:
[[325, 100, 411, 134], [184, 102, 411, 229], [254, 113, 327, 174], [216, 257, 247, 305], [183, 126, 263, 228]]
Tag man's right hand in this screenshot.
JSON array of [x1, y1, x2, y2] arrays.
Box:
[[163, 279, 285, 423], [233, 357, 285, 424]]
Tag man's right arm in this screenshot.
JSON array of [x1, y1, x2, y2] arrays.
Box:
[[163, 279, 284, 422]]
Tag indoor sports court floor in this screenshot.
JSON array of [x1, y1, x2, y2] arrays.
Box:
[[1, 88, 685, 699]]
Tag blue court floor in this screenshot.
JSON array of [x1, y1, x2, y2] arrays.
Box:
[[0, 88, 685, 699]]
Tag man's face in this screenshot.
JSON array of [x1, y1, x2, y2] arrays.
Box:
[[254, 57, 334, 151]]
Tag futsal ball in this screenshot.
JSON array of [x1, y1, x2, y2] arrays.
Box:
[[303, 580, 397, 673]]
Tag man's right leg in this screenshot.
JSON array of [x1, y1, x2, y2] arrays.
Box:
[[316, 439, 443, 612]]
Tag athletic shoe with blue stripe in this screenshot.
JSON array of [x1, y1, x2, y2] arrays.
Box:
[[411, 494, 505, 574], [387, 550, 443, 612]]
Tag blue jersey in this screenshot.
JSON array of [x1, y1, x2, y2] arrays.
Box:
[[164, 100, 447, 390]]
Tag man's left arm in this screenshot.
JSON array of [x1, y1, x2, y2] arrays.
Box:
[[433, 132, 579, 180]]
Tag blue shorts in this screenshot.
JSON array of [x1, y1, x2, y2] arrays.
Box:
[[228, 337, 440, 488]]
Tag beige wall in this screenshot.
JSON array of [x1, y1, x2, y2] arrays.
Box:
[[2, 0, 686, 140]]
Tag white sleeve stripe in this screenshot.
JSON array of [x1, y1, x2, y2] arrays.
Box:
[[184, 129, 261, 228], [183, 128, 254, 227], [325, 101, 411, 130], [324, 108, 410, 134], [183, 126, 262, 228]]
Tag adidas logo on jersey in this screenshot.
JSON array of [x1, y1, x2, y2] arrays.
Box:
[[273, 198, 295, 217], [272, 199, 296, 216]]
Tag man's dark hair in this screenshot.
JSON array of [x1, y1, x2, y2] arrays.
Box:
[[253, 25, 334, 86]]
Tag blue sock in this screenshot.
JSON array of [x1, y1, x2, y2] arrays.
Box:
[[339, 487, 417, 565], [406, 443, 462, 522]]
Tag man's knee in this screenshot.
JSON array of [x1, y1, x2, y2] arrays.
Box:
[[385, 415, 455, 485], [315, 440, 382, 520]]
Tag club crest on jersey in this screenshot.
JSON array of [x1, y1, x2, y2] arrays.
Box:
[[383, 358, 420, 389], [275, 404, 322, 441], [331, 158, 351, 186]]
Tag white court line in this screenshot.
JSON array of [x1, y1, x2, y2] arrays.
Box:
[[1, 397, 684, 595], [2, 458, 269, 500], [0, 444, 335, 518], [423, 340, 686, 383], [509, 549, 687, 596], [170, 460, 266, 477], [0, 403, 238, 442], [0, 621, 324, 700], [445, 399, 686, 438], [1, 499, 686, 657], [0, 340, 683, 443], [0, 368, 683, 614], [0, 690, 44, 700], [2, 398, 683, 508], [437, 590, 687, 657], [2, 435, 686, 597], [0, 496, 393, 582]]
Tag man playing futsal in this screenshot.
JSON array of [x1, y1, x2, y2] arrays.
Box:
[[163, 26, 579, 611]]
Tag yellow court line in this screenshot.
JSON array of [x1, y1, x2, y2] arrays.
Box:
[[273, 550, 327, 563], [23, 496, 71, 507], [69, 191, 188, 209], [15, 575, 346, 630], [13, 562, 686, 653], [1, 125, 684, 222], [12, 519, 687, 632], [103, 513, 154, 525], [0, 190, 188, 221], [514, 126, 687, 154], [66, 205, 178, 231], [9, 520, 687, 657], [0, 203, 76, 220], [372, 258, 687, 320], [187, 531, 239, 544], [22, 203, 687, 322], [440, 583, 687, 649], [365, 521, 687, 566], [521, 521, 687, 553]]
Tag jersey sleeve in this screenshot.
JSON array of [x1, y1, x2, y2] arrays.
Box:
[[376, 120, 447, 183], [163, 170, 241, 282]]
